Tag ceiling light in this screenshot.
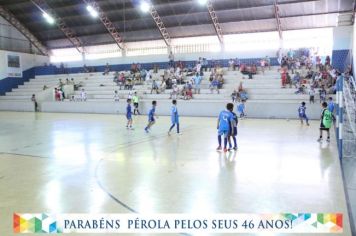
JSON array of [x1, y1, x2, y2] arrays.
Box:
[[86, 5, 99, 18], [42, 12, 55, 24], [198, 0, 208, 5], [140, 1, 151, 13]]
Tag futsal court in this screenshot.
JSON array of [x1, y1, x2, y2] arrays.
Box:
[[0, 111, 351, 235]]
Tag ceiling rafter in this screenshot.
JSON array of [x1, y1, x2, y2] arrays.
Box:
[[30, 0, 85, 53], [0, 5, 48, 55], [206, 0, 224, 44], [82, 0, 125, 51], [148, 3, 172, 50]]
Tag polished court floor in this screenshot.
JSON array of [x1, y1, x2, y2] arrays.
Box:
[[0, 111, 352, 235]]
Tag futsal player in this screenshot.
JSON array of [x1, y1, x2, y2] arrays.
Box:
[[228, 104, 238, 150], [145, 101, 157, 133], [126, 99, 133, 130], [217, 103, 234, 153], [168, 100, 180, 135]]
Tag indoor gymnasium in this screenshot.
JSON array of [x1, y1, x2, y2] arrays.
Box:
[[0, 0, 355, 235]]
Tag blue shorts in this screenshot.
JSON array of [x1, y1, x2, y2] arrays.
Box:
[[299, 114, 307, 119], [218, 130, 229, 137], [149, 117, 155, 122], [126, 114, 132, 120]]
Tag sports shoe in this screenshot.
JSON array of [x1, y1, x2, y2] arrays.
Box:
[[216, 146, 222, 151], [168, 131, 171, 135], [233, 146, 238, 150], [223, 148, 228, 153], [145, 128, 149, 133], [317, 138, 322, 142]]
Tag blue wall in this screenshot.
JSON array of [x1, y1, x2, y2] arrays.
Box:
[[35, 57, 280, 76], [0, 68, 35, 96], [1, 57, 279, 96]]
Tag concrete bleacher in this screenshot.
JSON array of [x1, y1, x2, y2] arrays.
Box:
[[0, 67, 328, 119]]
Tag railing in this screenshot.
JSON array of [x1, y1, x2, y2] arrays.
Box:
[[342, 75, 356, 159]]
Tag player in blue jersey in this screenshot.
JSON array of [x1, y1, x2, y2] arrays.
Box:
[[228, 105, 238, 151], [217, 103, 234, 152], [298, 101, 309, 126], [145, 100, 157, 133], [168, 100, 180, 135], [126, 99, 133, 129], [327, 97, 335, 113]]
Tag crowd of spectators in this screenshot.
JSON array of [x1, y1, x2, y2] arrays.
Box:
[[278, 48, 346, 103]]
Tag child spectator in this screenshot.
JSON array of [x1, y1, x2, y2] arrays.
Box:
[[114, 90, 119, 102], [309, 87, 315, 104], [298, 102, 310, 126], [319, 86, 327, 103], [151, 80, 159, 94], [81, 88, 87, 101], [231, 90, 238, 103], [31, 94, 38, 112], [210, 78, 220, 94], [237, 100, 246, 118], [54, 88, 61, 101], [170, 84, 179, 99]]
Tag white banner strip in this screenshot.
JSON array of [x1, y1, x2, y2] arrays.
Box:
[[13, 213, 343, 234]]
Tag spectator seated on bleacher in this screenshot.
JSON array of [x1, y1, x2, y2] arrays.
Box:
[[295, 84, 306, 94], [292, 72, 301, 88], [210, 78, 220, 94], [240, 90, 248, 101], [160, 79, 167, 93], [151, 79, 159, 94], [183, 88, 193, 100], [125, 78, 133, 90], [217, 75, 224, 89]]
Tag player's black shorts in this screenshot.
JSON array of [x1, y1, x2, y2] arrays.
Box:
[[231, 127, 237, 136], [320, 121, 329, 131], [134, 103, 139, 108]]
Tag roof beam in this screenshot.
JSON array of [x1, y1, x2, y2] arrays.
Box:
[[30, 0, 85, 53], [274, 0, 283, 40], [148, 4, 172, 50], [352, 0, 356, 24], [82, 0, 125, 50], [207, 0, 224, 44], [0, 5, 48, 55]]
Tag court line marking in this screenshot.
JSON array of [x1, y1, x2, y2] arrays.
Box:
[[0, 152, 48, 159], [95, 127, 197, 236]]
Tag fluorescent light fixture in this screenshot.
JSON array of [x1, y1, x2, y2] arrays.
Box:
[[140, 1, 151, 13], [86, 5, 99, 18], [42, 12, 55, 24], [198, 0, 208, 5]]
